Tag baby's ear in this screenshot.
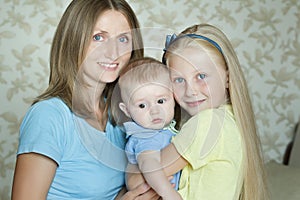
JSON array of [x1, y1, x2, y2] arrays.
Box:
[[119, 102, 131, 118]]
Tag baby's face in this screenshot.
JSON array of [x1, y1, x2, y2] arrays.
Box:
[[126, 83, 175, 130]]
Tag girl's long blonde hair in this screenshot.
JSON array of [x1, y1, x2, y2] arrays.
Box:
[[164, 24, 269, 200], [33, 0, 144, 125]]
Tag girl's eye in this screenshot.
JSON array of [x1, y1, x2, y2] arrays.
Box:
[[138, 104, 146, 109], [157, 98, 166, 104], [119, 36, 129, 43], [197, 73, 206, 80], [93, 34, 104, 41], [174, 77, 184, 83]]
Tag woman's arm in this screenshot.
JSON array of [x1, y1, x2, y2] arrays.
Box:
[[11, 153, 57, 200]]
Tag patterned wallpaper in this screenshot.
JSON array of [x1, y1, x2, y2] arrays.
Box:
[[0, 0, 299, 198]]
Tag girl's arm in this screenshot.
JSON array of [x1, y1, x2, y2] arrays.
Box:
[[11, 153, 57, 200], [160, 143, 188, 176], [126, 143, 188, 193], [137, 151, 182, 200]]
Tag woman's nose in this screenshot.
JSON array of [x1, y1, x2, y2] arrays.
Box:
[[104, 38, 119, 60]]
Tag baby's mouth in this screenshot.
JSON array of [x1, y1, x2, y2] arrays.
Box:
[[152, 118, 163, 124]]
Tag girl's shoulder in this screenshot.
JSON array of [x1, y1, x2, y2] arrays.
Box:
[[185, 104, 233, 127]]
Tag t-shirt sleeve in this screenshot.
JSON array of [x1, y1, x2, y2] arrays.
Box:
[[125, 135, 164, 164], [172, 109, 224, 169], [17, 100, 69, 165]]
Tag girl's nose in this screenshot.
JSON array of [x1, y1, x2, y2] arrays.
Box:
[[185, 82, 198, 97]]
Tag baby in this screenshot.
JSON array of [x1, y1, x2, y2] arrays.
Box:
[[117, 57, 182, 200]]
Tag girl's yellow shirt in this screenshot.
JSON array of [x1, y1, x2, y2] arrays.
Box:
[[172, 104, 244, 200]]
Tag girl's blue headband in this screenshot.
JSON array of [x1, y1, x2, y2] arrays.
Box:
[[162, 33, 223, 64]]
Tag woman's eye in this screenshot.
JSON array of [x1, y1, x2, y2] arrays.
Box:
[[93, 34, 104, 41], [174, 77, 184, 83], [157, 98, 166, 104], [138, 104, 146, 109], [197, 73, 206, 79], [119, 36, 129, 43]]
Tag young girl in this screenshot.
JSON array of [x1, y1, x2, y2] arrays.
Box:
[[127, 23, 269, 200], [115, 57, 182, 200]]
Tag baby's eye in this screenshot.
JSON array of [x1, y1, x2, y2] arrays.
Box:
[[138, 103, 146, 109], [197, 73, 206, 80], [119, 36, 129, 43], [93, 34, 104, 41], [174, 77, 184, 83], [157, 98, 166, 104]]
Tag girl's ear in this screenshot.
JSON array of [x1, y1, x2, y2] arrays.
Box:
[[119, 102, 131, 118], [225, 70, 229, 88]]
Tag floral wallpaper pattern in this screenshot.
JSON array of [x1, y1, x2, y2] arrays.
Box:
[[0, 0, 299, 198]]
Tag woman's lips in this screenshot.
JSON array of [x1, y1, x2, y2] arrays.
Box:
[[97, 62, 118, 70]]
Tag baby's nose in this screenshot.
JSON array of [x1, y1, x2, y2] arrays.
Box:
[[150, 105, 160, 115]]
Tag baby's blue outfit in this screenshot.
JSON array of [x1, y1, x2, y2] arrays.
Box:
[[17, 97, 127, 199], [124, 121, 181, 190]]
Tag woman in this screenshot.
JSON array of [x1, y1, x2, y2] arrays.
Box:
[[11, 0, 157, 199]]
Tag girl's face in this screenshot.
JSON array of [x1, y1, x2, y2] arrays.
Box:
[[167, 47, 228, 116], [82, 10, 132, 84]]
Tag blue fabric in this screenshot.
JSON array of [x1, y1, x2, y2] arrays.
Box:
[[17, 97, 126, 200], [124, 121, 181, 190], [164, 33, 223, 54]]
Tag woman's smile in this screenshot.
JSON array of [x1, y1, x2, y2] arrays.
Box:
[[97, 62, 118, 70]]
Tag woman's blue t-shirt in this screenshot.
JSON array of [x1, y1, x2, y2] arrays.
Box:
[[17, 97, 127, 199]]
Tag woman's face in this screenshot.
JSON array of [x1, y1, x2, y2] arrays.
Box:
[[82, 10, 133, 84]]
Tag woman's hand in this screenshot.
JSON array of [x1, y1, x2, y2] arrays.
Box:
[[117, 183, 159, 200], [126, 164, 145, 190], [120, 164, 160, 200]]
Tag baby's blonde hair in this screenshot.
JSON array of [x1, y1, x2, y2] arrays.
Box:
[[164, 24, 269, 200]]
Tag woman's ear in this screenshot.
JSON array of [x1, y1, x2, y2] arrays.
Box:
[[119, 102, 131, 118]]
